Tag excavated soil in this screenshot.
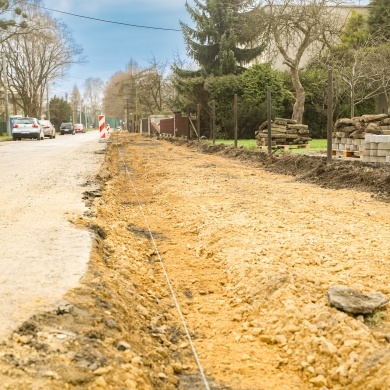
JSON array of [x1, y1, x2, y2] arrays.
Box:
[[1, 133, 390, 390]]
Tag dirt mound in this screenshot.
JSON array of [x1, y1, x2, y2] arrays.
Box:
[[173, 138, 390, 201]]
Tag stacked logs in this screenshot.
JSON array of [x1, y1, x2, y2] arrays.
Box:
[[332, 114, 390, 156], [255, 118, 311, 147]]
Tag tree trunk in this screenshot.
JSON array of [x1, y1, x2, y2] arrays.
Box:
[[291, 67, 305, 124]]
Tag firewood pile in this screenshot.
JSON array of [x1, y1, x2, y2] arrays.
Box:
[[255, 118, 311, 147], [333, 114, 390, 156]]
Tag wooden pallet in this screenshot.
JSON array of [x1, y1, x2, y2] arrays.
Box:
[[260, 144, 310, 151], [333, 150, 362, 158], [344, 150, 364, 158]]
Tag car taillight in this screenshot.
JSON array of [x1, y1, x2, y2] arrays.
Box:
[[32, 124, 39, 128], [44, 125, 49, 128], [13, 124, 19, 128]]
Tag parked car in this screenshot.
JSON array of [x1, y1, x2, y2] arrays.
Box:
[[12, 117, 44, 141], [60, 122, 75, 135], [73, 123, 85, 133], [38, 119, 56, 139]]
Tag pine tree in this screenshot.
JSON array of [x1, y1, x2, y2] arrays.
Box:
[[180, 0, 264, 76], [368, 0, 390, 40]]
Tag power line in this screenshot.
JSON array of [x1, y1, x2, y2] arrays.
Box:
[[21, 1, 182, 32]]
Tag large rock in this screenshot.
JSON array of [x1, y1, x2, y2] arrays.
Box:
[[362, 114, 388, 123], [327, 285, 388, 314], [335, 118, 356, 128]]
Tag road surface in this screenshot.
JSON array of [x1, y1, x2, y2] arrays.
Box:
[[0, 131, 106, 338]]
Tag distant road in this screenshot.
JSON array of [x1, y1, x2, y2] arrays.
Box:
[[0, 131, 106, 339]]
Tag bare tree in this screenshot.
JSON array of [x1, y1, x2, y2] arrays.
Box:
[[139, 56, 172, 114], [260, 0, 346, 123], [333, 40, 390, 117], [102, 72, 127, 121], [2, 7, 84, 117], [103, 56, 173, 130], [310, 9, 390, 117], [84, 78, 105, 126]]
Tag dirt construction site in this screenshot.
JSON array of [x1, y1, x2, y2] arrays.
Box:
[[1, 132, 390, 389]]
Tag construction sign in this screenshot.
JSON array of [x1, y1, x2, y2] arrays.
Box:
[[98, 115, 107, 141]]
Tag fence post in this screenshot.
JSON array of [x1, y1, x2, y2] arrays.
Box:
[[197, 103, 200, 141], [187, 107, 190, 142], [267, 86, 272, 155], [327, 70, 333, 164], [234, 94, 238, 147], [212, 101, 216, 145]]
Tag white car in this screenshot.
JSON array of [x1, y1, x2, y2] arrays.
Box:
[[74, 123, 85, 133], [38, 119, 56, 139], [12, 117, 44, 141]]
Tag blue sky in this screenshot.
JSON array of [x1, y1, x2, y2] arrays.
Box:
[[43, 0, 193, 99], [41, 0, 369, 99]]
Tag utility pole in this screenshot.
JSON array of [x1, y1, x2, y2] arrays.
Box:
[[2, 52, 10, 136]]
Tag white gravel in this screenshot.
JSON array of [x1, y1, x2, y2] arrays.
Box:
[[0, 131, 106, 338]]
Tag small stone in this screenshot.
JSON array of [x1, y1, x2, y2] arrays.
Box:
[[167, 376, 180, 385], [259, 335, 274, 344], [319, 339, 337, 355], [307, 355, 316, 364], [171, 362, 182, 374], [156, 347, 168, 358], [131, 356, 143, 365], [275, 335, 287, 345], [94, 376, 107, 387], [117, 341, 131, 351], [252, 328, 263, 336], [309, 375, 327, 387], [42, 371, 59, 379], [93, 366, 113, 376]]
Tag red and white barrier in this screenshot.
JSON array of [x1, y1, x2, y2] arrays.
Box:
[[99, 115, 107, 140]]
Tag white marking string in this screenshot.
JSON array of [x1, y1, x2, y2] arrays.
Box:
[[115, 138, 211, 390]]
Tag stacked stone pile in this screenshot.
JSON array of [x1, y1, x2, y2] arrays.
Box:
[[255, 118, 311, 147], [333, 114, 390, 155]]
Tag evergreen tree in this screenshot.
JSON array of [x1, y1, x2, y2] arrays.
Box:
[[180, 0, 264, 76], [49, 96, 72, 131], [368, 0, 390, 40]]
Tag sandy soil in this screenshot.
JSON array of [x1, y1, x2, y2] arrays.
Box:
[[1, 133, 390, 389]]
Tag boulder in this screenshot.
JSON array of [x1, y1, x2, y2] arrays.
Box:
[[327, 285, 388, 314]]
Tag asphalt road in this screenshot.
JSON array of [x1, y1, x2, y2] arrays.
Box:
[[0, 131, 106, 339]]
